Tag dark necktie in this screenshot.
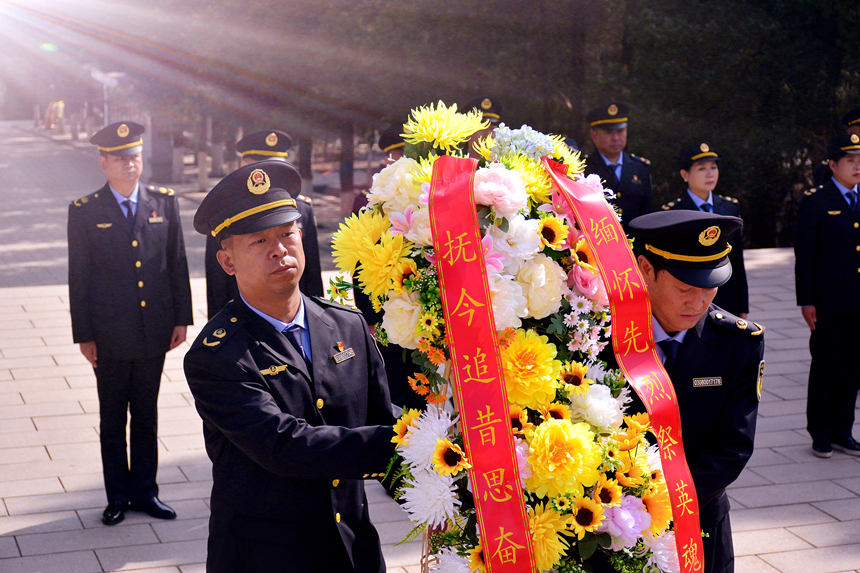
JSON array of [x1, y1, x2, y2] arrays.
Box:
[[658, 339, 681, 367], [122, 199, 135, 228], [283, 324, 310, 365], [608, 163, 620, 184], [701, 202, 713, 213], [849, 191, 858, 213]]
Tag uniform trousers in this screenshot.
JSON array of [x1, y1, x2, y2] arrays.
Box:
[[95, 355, 165, 504], [807, 310, 860, 444], [702, 509, 733, 573]]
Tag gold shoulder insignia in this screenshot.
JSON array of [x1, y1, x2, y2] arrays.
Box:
[[73, 200, 82, 207], [297, 194, 313, 204], [202, 338, 221, 347], [756, 360, 765, 401], [750, 322, 764, 336], [803, 188, 817, 196], [147, 184, 176, 196], [661, 204, 670, 211]]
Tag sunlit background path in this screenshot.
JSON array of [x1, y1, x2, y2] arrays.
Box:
[[0, 121, 857, 572]]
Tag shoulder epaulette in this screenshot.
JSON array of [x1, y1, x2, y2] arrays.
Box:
[[199, 313, 243, 351], [297, 194, 313, 204], [717, 194, 739, 204], [146, 184, 175, 196], [660, 197, 681, 211], [803, 184, 823, 197], [72, 190, 100, 208], [709, 309, 764, 336], [313, 296, 363, 314], [629, 153, 651, 166]]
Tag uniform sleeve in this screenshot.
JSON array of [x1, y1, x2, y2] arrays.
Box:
[[794, 196, 816, 306], [730, 229, 749, 314], [67, 204, 93, 343], [167, 195, 193, 325], [360, 312, 397, 426], [184, 346, 396, 480], [689, 335, 763, 498], [299, 203, 324, 297]]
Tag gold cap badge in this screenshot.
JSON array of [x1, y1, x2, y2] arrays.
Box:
[[608, 104, 618, 116], [117, 123, 130, 138], [481, 98, 492, 110], [699, 225, 721, 246], [700, 143, 710, 152], [247, 169, 271, 195], [852, 134, 860, 144], [265, 132, 278, 147]]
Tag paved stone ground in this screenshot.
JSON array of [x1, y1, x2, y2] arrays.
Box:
[[0, 121, 858, 572]]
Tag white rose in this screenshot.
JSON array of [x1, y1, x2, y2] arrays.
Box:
[[488, 274, 527, 331], [381, 291, 422, 349], [516, 254, 567, 319], [569, 383, 624, 430], [486, 214, 542, 275], [405, 206, 433, 247], [367, 157, 422, 214]]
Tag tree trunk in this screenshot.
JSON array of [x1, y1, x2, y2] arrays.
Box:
[[339, 122, 354, 216]]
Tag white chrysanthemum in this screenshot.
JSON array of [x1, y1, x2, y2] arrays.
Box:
[[485, 214, 542, 274], [515, 253, 568, 320], [368, 157, 423, 214], [381, 291, 422, 349], [401, 469, 461, 529], [569, 383, 624, 430], [399, 407, 456, 469], [585, 361, 608, 384], [643, 531, 681, 573], [514, 437, 532, 487], [488, 274, 527, 331], [405, 206, 433, 247], [430, 547, 471, 573], [646, 442, 663, 473]]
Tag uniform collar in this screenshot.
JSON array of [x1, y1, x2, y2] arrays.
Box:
[[685, 189, 714, 210], [598, 151, 624, 167], [830, 176, 858, 202], [108, 183, 139, 208], [240, 294, 307, 334], [651, 315, 688, 344]]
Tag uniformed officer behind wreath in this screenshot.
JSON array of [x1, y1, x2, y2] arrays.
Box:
[[629, 211, 765, 573], [186, 159, 397, 573], [204, 129, 323, 318], [68, 121, 193, 526], [662, 142, 749, 317], [583, 102, 652, 230], [795, 133, 860, 459]]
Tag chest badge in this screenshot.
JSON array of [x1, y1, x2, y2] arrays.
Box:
[[632, 174, 641, 184], [261, 364, 289, 376], [333, 341, 356, 364], [692, 377, 722, 388], [148, 211, 164, 224], [96, 223, 113, 229]]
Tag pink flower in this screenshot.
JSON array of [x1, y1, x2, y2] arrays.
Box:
[[473, 164, 528, 218], [568, 265, 608, 307], [482, 234, 505, 275], [598, 495, 652, 550], [389, 205, 414, 236], [514, 438, 532, 487]]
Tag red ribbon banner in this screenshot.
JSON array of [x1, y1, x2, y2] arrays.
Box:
[[542, 158, 705, 572], [429, 156, 536, 573]]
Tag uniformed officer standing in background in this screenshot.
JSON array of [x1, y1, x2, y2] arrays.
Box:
[[67, 121, 193, 526], [186, 159, 396, 572], [584, 102, 652, 230], [795, 133, 860, 458], [812, 105, 860, 186], [662, 143, 749, 317], [205, 129, 323, 318], [630, 210, 765, 573]]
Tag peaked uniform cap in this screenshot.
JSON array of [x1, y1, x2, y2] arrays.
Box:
[[586, 102, 629, 130], [629, 210, 742, 288], [90, 121, 144, 156], [236, 130, 293, 160]]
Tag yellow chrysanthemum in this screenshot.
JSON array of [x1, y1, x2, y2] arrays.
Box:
[[559, 361, 592, 397], [412, 153, 439, 186], [592, 474, 622, 507], [331, 210, 390, 275], [467, 543, 487, 573], [392, 258, 418, 294], [569, 496, 605, 540], [548, 134, 586, 175], [526, 419, 602, 499], [392, 408, 422, 446], [402, 101, 488, 153], [642, 479, 673, 534], [572, 237, 598, 273], [504, 154, 553, 205], [471, 133, 495, 162], [529, 502, 571, 572], [541, 402, 571, 422], [625, 412, 651, 435], [356, 232, 412, 299], [538, 216, 569, 250], [432, 439, 472, 476], [500, 329, 561, 409]]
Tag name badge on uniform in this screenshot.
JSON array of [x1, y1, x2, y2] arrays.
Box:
[[692, 377, 722, 388], [333, 341, 355, 364], [96, 223, 113, 229], [148, 215, 164, 224]]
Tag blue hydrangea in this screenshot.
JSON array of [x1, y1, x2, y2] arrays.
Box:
[[490, 123, 556, 162]]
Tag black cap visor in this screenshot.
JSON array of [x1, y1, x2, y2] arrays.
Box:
[[665, 257, 732, 289], [221, 207, 302, 240]]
